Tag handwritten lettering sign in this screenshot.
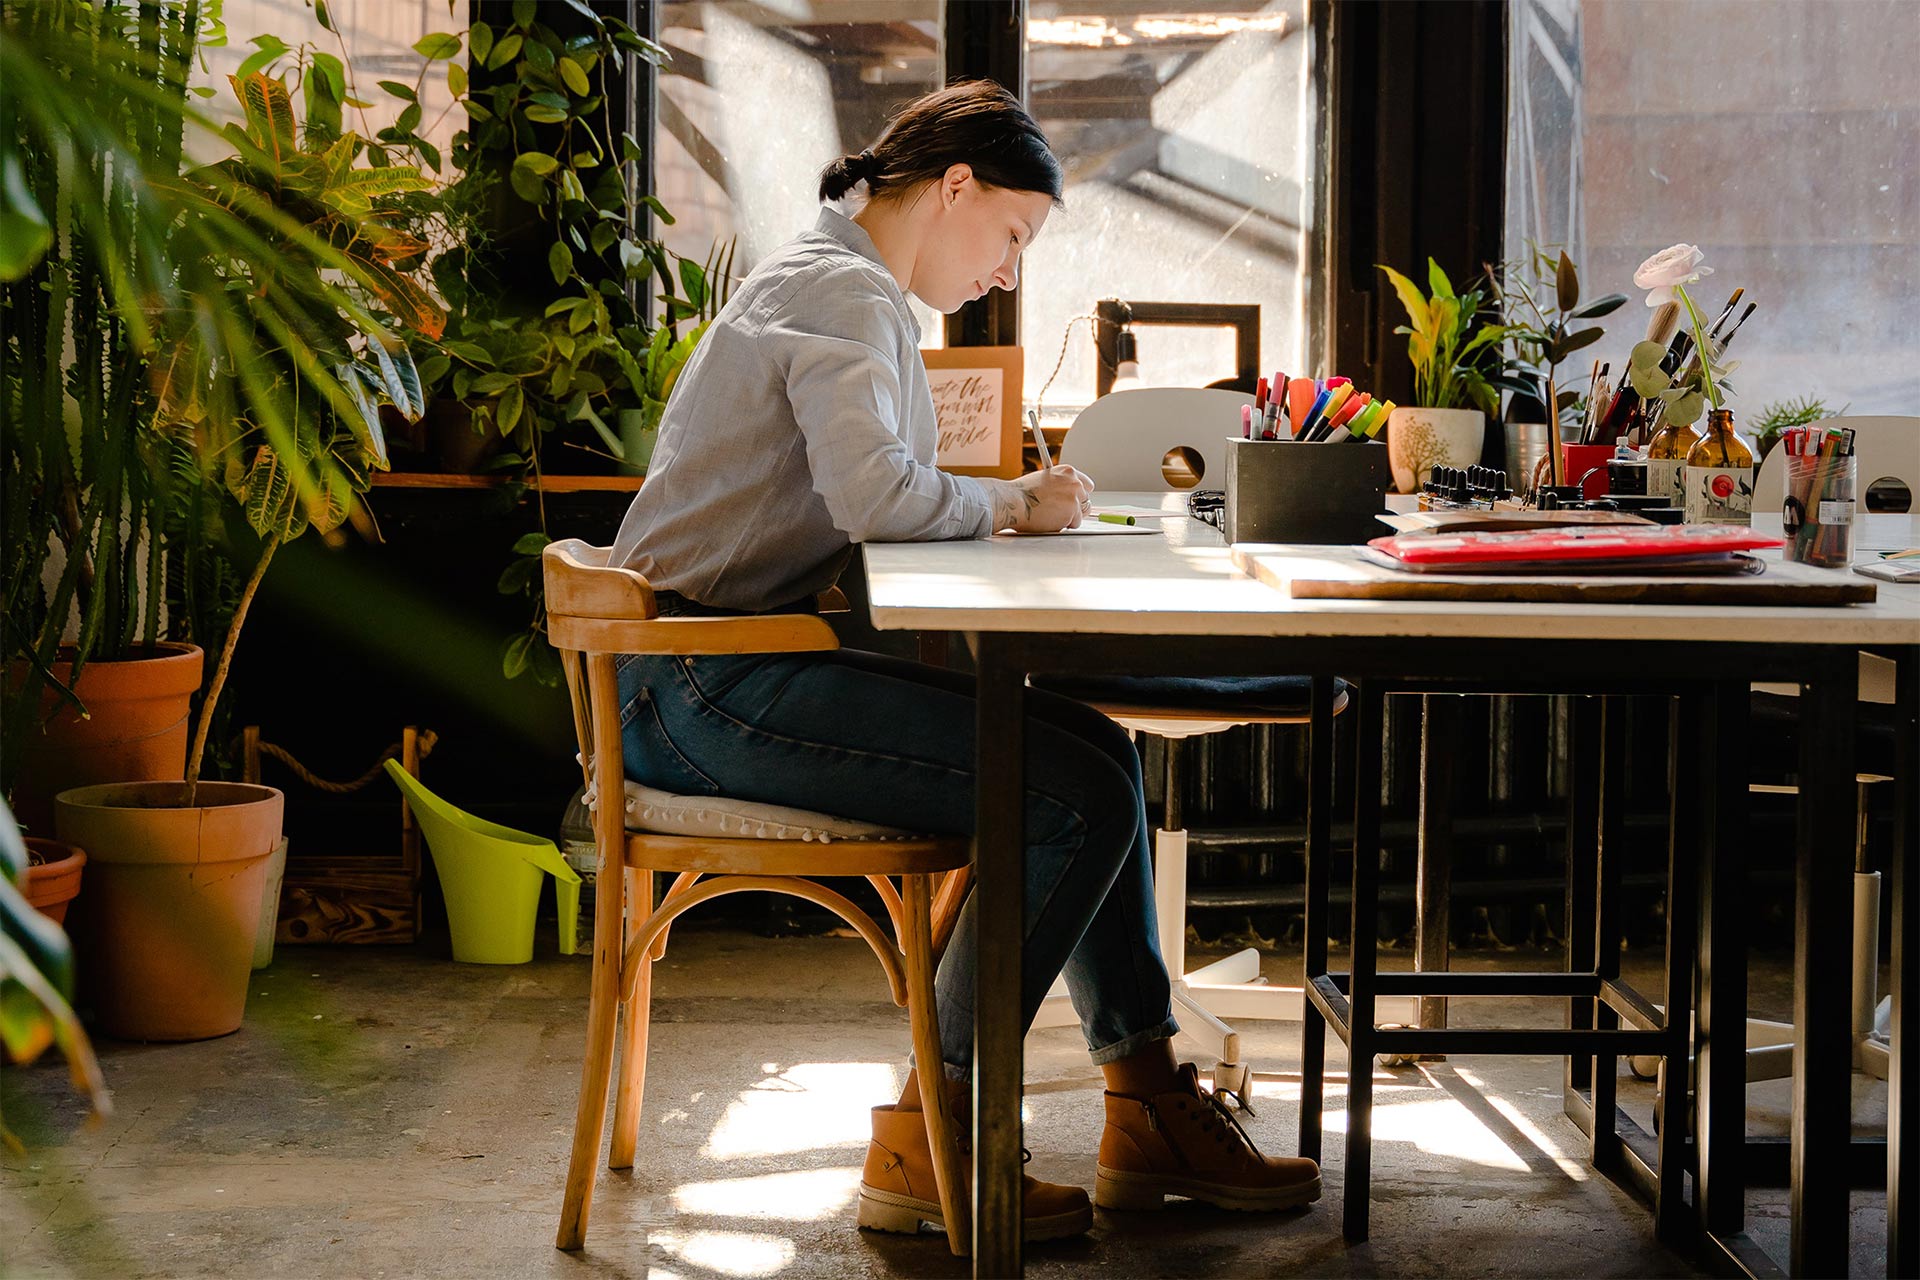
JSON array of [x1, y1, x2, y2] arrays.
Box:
[[924, 346, 1023, 479]]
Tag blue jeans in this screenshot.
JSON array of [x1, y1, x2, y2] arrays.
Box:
[[615, 622, 1177, 1079]]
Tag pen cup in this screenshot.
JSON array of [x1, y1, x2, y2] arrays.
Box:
[[1224, 437, 1394, 544], [1783, 451, 1857, 569], [1560, 443, 1614, 500]]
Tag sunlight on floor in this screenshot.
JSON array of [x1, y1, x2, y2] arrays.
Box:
[[701, 1061, 898, 1161], [1451, 1065, 1590, 1182], [672, 1166, 863, 1222], [652, 1228, 797, 1278], [1320, 1093, 1531, 1173]]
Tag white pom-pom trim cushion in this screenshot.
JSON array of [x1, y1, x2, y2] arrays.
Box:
[[582, 766, 916, 844]]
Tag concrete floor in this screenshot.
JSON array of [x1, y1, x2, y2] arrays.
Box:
[[1, 928, 1894, 1279]]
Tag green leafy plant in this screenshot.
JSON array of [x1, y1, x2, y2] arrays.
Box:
[[1489, 245, 1627, 429], [156, 69, 442, 788], [1751, 395, 1840, 459], [1, 1, 423, 797], [1378, 259, 1506, 414]]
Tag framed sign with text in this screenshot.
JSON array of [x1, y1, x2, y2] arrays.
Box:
[[923, 345, 1024, 480]]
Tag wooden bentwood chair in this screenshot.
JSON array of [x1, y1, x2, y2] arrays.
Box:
[[543, 540, 975, 1256]]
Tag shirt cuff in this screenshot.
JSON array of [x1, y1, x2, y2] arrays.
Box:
[[956, 476, 1014, 538]]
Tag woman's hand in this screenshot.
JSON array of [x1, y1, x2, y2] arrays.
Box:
[[1000, 465, 1096, 532]]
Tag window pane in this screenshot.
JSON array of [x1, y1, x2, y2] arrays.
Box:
[[1022, 2, 1321, 418], [652, 1, 948, 343], [1507, 0, 1919, 415]]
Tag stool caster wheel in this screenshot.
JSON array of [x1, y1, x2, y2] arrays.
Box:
[[1377, 1024, 1418, 1069], [1628, 1055, 1660, 1080], [1212, 1060, 1253, 1107]]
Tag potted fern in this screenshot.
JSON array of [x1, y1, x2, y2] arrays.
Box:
[[1378, 259, 1506, 492]]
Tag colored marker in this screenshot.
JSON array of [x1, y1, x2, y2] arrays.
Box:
[[1325, 375, 1351, 390], [1287, 378, 1316, 435], [1097, 513, 1136, 525], [1365, 400, 1397, 438], [1329, 391, 1370, 432], [1254, 377, 1269, 411], [1298, 387, 1333, 439], [1241, 403, 1253, 439]]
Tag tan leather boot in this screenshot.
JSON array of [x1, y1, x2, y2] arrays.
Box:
[[1095, 1063, 1321, 1212], [857, 1104, 1093, 1241]]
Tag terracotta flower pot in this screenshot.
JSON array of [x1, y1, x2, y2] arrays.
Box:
[[22, 837, 87, 926], [54, 780, 283, 1042], [7, 642, 204, 836]]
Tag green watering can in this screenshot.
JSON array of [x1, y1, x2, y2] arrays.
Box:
[[384, 761, 581, 964]]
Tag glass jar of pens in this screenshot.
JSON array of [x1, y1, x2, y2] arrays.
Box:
[[1781, 425, 1857, 568]]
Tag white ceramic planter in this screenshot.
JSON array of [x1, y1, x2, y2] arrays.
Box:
[[1387, 407, 1486, 493]]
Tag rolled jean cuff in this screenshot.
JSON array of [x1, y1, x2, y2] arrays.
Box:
[[905, 1047, 977, 1085], [1087, 1015, 1181, 1067]]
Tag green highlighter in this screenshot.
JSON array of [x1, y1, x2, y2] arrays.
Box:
[[1097, 513, 1136, 526]]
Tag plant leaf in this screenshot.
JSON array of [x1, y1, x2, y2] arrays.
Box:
[[549, 241, 573, 286], [413, 32, 462, 60], [1572, 293, 1627, 319], [1377, 265, 1431, 335], [486, 32, 524, 70], [235, 72, 298, 166], [560, 57, 592, 96], [1426, 257, 1454, 302], [470, 22, 494, 66], [0, 155, 52, 280], [1555, 250, 1579, 312]]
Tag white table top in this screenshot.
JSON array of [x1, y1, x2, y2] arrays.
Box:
[[862, 494, 1920, 646]]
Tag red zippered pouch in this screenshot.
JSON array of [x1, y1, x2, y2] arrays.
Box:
[[1368, 525, 1782, 566]]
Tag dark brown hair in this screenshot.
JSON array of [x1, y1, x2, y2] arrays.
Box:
[[818, 80, 1063, 205]]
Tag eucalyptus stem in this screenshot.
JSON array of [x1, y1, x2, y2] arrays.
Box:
[[1674, 284, 1721, 409]]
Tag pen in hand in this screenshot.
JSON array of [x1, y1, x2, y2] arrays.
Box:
[[1028, 408, 1052, 471]]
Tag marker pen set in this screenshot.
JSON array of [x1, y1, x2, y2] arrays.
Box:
[[1242, 372, 1395, 444]]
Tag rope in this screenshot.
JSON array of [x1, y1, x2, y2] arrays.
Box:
[[240, 730, 439, 795]]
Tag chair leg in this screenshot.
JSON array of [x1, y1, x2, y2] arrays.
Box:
[[557, 862, 625, 1248], [610, 866, 655, 1170], [557, 655, 628, 1252], [903, 874, 969, 1256]]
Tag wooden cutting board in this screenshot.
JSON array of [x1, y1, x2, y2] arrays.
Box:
[[1231, 547, 1879, 606]]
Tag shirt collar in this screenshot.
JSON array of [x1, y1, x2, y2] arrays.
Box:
[[815, 207, 920, 342]]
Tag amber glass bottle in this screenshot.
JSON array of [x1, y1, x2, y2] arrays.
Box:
[[1644, 407, 1701, 503], [1682, 409, 1755, 525]]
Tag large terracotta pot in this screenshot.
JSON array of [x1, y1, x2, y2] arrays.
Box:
[[1386, 407, 1486, 493], [8, 643, 204, 835], [54, 780, 283, 1042], [22, 837, 87, 925]]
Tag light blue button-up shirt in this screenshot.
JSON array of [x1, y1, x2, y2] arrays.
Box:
[[609, 208, 1012, 611]]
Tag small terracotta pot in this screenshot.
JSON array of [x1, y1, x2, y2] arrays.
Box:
[[22, 837, 87, 926], [7, 642, 204, 835], [55, 780, 283, 1042]]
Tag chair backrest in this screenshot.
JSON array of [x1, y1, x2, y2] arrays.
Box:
[[1753, 415, 1919, 514], [1058, 387, 1256, 491]]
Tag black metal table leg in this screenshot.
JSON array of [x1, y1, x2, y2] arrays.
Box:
[[1300, 674, 1336, 1165], [1792, 648, 1857, 1277], [1888, 647, 1917, 1279], [1695, 680, 1751, 1242], [971, 633, 1026, 1276], [1654, 694, 1699, 1244], [1416, 694, 1456, 1044], [1565, 696, 1603, 1106], [1342, 682, 1385, 1242], [1590, 697, 1625, 1169]]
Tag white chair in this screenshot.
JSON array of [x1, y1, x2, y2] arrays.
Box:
[[1029, 389, 1416, 1096], [1752, 414, 1919, 515]]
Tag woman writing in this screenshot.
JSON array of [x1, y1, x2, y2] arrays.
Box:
[[610, 80, 1318, 1241]]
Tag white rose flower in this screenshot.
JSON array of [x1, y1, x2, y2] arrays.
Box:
[[1633, 242, 1714, 307]]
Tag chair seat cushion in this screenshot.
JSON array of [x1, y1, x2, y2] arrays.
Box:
[[615, 780, 917, 844], [1032, 672, 1340, 717]]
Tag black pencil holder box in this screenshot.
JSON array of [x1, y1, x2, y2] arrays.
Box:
[[1224, 437, 1394, 544]]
